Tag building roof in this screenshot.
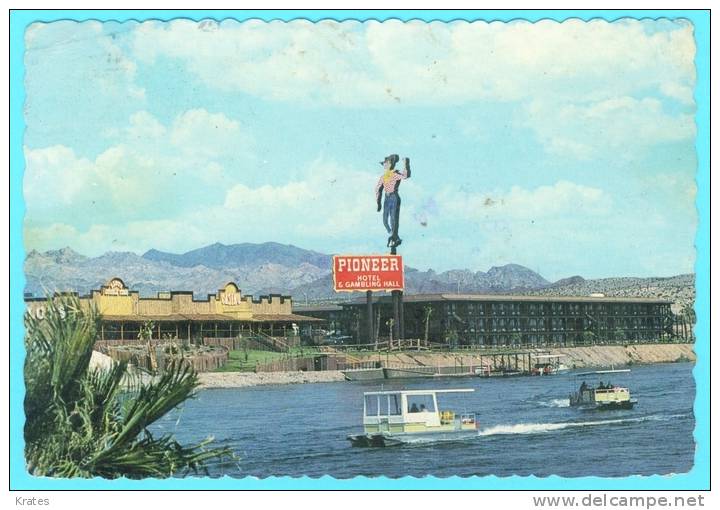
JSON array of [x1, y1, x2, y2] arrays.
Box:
[[103, 314, 190, 322], [292, 304, 344, 313], [101, 312, 322, 322], [179, 313, 242, 322], [343, 293, 673, 305], [251, 313, 323, 322]]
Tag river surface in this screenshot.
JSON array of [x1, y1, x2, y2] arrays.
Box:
[[152, 362, 695, 478]]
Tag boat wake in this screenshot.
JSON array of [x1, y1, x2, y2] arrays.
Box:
[[477, 413, 688, 437], [536, 398, 570, 408]]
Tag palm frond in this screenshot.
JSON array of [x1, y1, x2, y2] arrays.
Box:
[[24, 296, 233, 478]]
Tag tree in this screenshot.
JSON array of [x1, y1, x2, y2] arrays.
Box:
[[374, 309, 381, 351], [680, 304, 696, 341], [138, 321, 157, 373], [24, 297, 232, 479], [614, 327, 627, 343], [581, 331, 596, 346], [387, 318, 395, 350], [446, 329, 459, 349], [423, 306, 433, 345]]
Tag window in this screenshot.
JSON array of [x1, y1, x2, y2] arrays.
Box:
[[388, 394, 401, 416], [365, 394, 401, 416], [384, 394, 402, 415], [407, 394, 436, 413], [365, 395, 378, 416]]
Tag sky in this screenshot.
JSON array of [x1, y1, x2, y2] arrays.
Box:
[[22, 18, 698, 281]]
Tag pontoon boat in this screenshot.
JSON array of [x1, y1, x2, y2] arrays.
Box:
[[531, 354, 569, 376], [347, 388, 477, 447], [569, 369, 637, 410]]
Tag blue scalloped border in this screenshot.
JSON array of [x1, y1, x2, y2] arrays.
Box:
[[9, 9, 710, 490]]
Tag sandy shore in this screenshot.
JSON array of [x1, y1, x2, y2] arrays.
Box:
[[198, 370, 346, 389], [337, 343, 696, 370], [92, 343, 695, 389], [196, 343, 695, 388]]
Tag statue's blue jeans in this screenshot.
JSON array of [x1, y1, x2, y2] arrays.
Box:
[[383, 192, 401, 238]]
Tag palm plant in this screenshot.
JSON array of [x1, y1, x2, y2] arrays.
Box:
[[423, 305, 433, 344], [24, 297, 232, 478]]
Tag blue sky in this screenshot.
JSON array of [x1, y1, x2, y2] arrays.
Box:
[[22, 18, 697, 280]]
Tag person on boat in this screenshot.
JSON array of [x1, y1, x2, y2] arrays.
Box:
[[410, 403, 419, 413], [420, 404, 427, 412], [598, 382, 605, 390], [580, 381, 588, 393]]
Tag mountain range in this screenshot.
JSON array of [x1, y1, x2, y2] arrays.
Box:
[[24, 243, 694, 311]]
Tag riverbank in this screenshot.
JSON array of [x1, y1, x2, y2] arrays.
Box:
[[338, 344, 695, 368], [547, 343, 695, 368], [196, 343, 694, 388], [198, 370, 346, 389], [351, 343, 696, 370], [91, 344, 695, 389]]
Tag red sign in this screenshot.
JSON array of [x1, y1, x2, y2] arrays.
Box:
[[332, 255, 404, 292]]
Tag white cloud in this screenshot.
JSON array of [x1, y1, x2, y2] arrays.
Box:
[[437, 180, 611, 221], [125, 18, 697, 163], [22, 19, 698, 277], [26, 21, 146, 103], [220, 159, 377, 237], [126, 111, 166, 140], [24, 220, 210, 256], [23, 109, 256, 227], [522, 96, 696, 159], [170, 109, 251, 158], [130, 18, 695, 107], [24, 158, 385, 255]]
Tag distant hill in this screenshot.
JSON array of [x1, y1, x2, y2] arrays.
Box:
[[25, 243, 551, 298], [23, 243, 694, 311], [520, 274, 695, 314], [143, 242, 332, 270]]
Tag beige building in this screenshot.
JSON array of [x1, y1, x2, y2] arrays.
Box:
[[26, 277, 320, 341]]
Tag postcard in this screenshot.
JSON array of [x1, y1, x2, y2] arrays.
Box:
[[9, 10, 710, 491]]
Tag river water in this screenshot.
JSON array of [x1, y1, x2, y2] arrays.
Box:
[[152, 362, 695, 478]]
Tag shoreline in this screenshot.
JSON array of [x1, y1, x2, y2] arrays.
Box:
[[198, 370, 346, 389], [197, 343, 695, 389]]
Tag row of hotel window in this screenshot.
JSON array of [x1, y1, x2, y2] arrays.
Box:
[[445, 331, 665, 345], [440, 303, 668, 316], [429, 317, 663, 333]]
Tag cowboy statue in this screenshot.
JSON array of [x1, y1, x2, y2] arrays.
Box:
[[375, 154, 411, 249]]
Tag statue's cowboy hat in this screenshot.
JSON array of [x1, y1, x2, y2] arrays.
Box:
[[380, 154, 400, 166]]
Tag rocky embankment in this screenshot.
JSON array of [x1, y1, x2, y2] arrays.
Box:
[[197, 370, 346, 389], [91, 344, 695, 389], [349, 343, 695, 371], [546, 343, 695, 368]]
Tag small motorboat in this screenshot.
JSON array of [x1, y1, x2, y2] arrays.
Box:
[[569, 369, 637, 410], [348, 388, 478, 447]]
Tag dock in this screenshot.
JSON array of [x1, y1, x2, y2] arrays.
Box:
[[342, 350, 541, 381]]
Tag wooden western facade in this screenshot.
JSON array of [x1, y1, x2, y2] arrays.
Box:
[[26, 277, 321, 342]]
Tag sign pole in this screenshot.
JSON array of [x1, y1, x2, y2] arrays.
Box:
[[398, 290, 405, 340], [390, 244, 403, 341], [366, 290, 374, 347], [390, 289, 398, 343]]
